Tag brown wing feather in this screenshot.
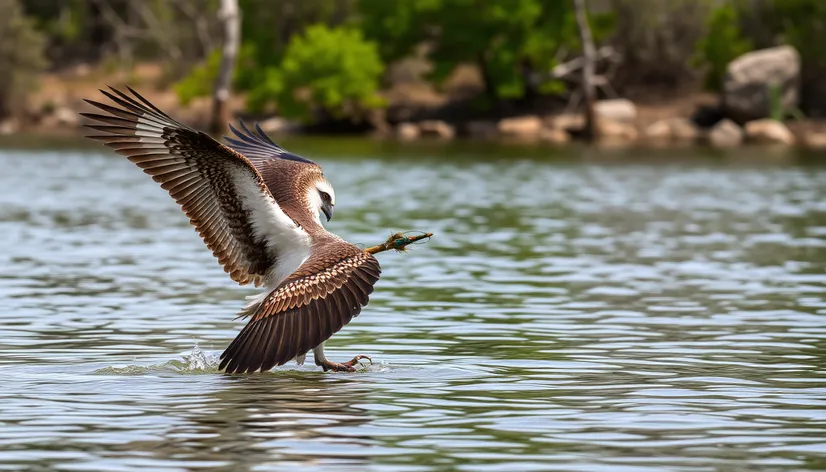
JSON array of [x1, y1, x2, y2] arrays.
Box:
[[81, 86, 305, 286], [219, 247, 382, 374]]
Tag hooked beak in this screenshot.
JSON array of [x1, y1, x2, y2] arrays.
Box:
[[321, 201, 334, 222]]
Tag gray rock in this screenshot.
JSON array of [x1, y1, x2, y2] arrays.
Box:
[[539, 127, 570, 144], [396, 122, 420, 140], [598, 119, 639, 142], [54, 107, 80, 127], [709, 119, 743, 147], [803, 132, 826, 149], [744, 119, 795, 145], [0, 119, 18, 135], [595, 99, 637, 124], [497, 116, 543, 137], [723, 46, 800, 123], [645, 117, 702, 142], [645, 120, 672, 141]]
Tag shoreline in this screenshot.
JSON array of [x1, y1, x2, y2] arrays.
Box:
[[4, 63, 824, 152], [4, 117, 826, 152]]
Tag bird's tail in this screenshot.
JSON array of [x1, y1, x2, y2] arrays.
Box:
[[235, 291, 269, 320]]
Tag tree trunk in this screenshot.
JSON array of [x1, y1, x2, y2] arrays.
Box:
[[573, 0, 597, 141], [209, 0, 241, 136], [476, 52, 500, 113]]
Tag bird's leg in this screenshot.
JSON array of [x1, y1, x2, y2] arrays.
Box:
[[313, 343, 372, 372]]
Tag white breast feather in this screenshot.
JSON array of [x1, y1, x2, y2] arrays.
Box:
[[229, 166, 312, 292]]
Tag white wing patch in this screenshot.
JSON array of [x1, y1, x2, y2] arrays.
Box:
[[229, 166, 312, 289], [229, 165, 312, 319]]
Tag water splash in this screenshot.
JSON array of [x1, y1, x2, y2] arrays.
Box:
[[178, 343, 221, 371], [94, 342, 221, 375], [93, 342, 388, 375]]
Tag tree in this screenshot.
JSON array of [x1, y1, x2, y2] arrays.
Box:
[[357, 0, 595, 107], [573, 0, 596, 140], [209, 0, 240, 135], [0, 0, 46, 120]]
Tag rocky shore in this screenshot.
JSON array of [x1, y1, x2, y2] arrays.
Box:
[[384, 46, 826, 149], [4, 46, 826, 151]]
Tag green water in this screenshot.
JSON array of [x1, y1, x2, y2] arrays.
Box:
[[0, 138, 825, 471]]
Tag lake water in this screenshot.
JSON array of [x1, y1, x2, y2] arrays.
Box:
[[1, 138, 825, 471]]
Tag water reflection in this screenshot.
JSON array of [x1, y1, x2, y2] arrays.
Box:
[[166, 375, 375, 471]]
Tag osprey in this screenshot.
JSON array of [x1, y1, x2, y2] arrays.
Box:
[[81, 86, 383, 374]]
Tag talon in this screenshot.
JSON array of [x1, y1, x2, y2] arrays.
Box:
[[344, 355, 372, 367], [317, 354, 372, 372]]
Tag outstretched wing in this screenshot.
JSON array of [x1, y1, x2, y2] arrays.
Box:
[[81, 86, 311, 286], [219, 243, 382, 374], [224, 121, 318, 169]]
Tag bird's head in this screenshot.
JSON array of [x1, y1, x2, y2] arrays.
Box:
[[310, 176, 336, 223]]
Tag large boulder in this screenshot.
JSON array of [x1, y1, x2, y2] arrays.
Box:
[[595, 99, 637, 124], [744, 119, 795, 145], [497, 116, 543, 137], [709, 119, 744, 147], [723, 46, 800, 123]]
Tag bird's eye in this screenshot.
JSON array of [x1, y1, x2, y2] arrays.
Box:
[[320, 191, 331, 202]]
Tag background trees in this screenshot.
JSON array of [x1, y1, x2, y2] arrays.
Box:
[[0, 0, 46, 120], [5, 0, 826, 124]]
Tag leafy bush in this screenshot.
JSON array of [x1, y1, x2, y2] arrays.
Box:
[[694, 3, 752, 91], [247, 25, 385, 122], [0, 0, 47, 119]]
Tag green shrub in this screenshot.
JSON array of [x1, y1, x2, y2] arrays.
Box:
[[248, 25, 385, 122], [694, 3, 752, 91], [174, 49, 223, 106], [174, 44, 258, 106]]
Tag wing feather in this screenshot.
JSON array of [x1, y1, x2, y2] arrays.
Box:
[[219, 246, 381, 373], [224, 120, 318, 168], [82, 86, 311, 286]]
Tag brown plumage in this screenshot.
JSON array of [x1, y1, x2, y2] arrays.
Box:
[[81, 86, 382, 374]]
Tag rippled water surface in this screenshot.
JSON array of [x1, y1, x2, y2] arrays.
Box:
[[1, 140, 825, 471]]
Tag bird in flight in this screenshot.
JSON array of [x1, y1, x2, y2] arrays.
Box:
[[81, 86, 390, 374]]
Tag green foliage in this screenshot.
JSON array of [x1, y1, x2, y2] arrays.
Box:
[[764, 0, 826, 71], [174, 49, 223, 105], [357, 0, 611, 103], [13, 0, 826, 121], [768, 83, 784, 120], [694, 3, 752, 91], [247, 25, 385, 123], [0, 0, 47, 119]]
